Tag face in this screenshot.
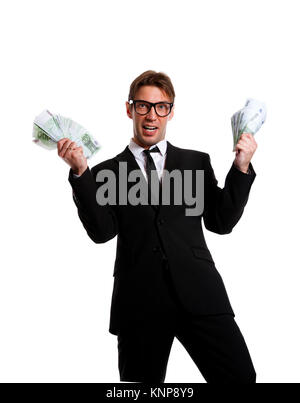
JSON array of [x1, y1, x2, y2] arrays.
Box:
[[125, 85, 174, 149]]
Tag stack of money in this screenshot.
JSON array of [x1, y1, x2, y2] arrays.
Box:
[[32, 110, 100, 159], [231, 98, 267, 151]]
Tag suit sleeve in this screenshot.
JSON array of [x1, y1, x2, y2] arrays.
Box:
[[68, 165, 119, 243], [203, 154, 256, 234]]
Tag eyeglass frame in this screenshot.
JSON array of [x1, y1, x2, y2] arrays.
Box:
[[128, 99, 174, 117]]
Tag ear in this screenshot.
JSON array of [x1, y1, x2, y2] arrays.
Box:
[[168, 105, 175, 121], [126, 101, 133, 119]]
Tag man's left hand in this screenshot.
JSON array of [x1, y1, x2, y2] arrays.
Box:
[[233, 133, 258, 173]]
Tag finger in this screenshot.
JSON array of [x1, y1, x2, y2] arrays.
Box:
[[236, 141, 250, 149], [236, 139, 249, 148], [237, 134, 248, 143], [71, 145, 83, 154], [242, 132, 254, 140], [243, 133, 257, 144], [65, 141, 78, 156], [235, 143, 249, 152], [57, 138, 69, 146], [57, 138, 69, 154], [249, 137, 258, 148], [243, 133, 257, 147], [69, 142, 80, 155], [59, 139, 72, 157], [69, 146, 82, 156], [241, 132, 253, 139], [235, 137, 252, 151], [239, 136, 257, 149], [61, 140, 76, 158]]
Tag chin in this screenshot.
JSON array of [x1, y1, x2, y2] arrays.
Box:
[[134, 132, 163, 148], [138, 135, 156, 145]]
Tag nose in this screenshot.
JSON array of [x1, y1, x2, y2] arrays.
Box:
[[146, 105, 157, 120]]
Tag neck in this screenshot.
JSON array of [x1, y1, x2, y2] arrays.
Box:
[[132, 137, 152, 149], [132, 136, 166, 150]]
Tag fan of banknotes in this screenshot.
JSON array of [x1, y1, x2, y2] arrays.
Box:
[[231, 98, 267, 151], [32, 110, 100, 159]]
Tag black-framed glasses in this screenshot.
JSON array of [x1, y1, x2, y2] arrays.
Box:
[[129, 99, 173, 117]]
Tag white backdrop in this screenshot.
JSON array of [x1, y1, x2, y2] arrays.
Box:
[[1, 0, 299, 383]]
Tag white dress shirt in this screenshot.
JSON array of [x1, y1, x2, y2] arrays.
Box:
[[128, 137, 167, 182], [73, 137, 167, 181]]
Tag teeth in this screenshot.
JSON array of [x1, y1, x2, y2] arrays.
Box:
[[144, 126, 157, 130]]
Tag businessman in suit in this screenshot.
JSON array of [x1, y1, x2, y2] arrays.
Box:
[[58, 70, 257, 383]]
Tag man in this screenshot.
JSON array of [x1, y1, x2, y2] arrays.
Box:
[[58, 70, 257, 383]]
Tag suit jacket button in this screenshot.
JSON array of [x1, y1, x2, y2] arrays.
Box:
[[158, 218, 165, 225]]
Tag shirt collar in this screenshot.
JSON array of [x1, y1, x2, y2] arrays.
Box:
[[128, 137, 167, 159]]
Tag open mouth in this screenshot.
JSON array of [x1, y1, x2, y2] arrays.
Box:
[[142, 125, 158, 135]]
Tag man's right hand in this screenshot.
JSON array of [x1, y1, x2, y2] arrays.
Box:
[[57, 138, 88, 176]]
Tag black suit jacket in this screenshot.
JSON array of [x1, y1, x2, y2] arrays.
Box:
[[68, 141, 256, 335]]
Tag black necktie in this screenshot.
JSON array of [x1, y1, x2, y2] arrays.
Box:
[[143, 146, 161, 206]]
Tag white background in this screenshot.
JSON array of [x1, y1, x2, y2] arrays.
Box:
[[0, 0, 299, 383]]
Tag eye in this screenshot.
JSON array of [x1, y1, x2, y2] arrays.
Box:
[[158, 104, 167, 110], [136, 102, 147, 108]]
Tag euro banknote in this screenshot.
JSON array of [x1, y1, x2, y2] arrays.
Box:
[[231, 98, 266, 151], [32, 110, 100, 158]]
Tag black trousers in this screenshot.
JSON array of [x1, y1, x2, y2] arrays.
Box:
[[117, 262, 256, 384]]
